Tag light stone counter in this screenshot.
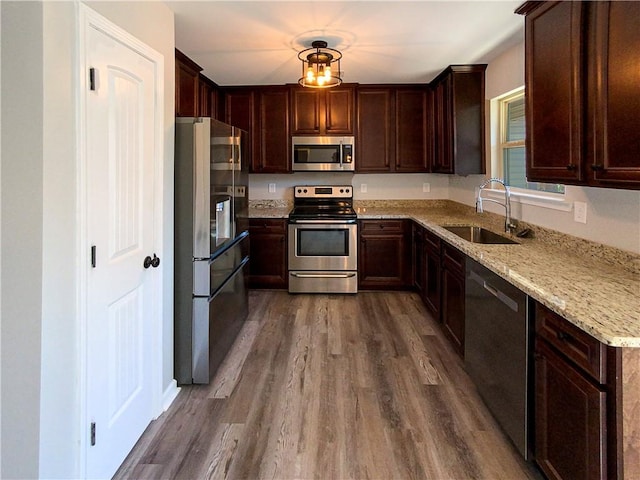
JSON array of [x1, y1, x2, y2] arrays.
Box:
[[250, 199, 640, 347]]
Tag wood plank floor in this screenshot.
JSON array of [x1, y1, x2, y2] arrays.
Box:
[[114, 291, 541, 479]]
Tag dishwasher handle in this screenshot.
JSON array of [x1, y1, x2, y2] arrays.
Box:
[[469, 269, 519, 313]]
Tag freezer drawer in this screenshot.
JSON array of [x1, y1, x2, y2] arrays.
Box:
[[194, 230, 249, 296], [192, 256, 249, 384]]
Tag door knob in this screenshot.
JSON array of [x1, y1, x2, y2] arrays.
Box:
[[143, 254, 160, 269]]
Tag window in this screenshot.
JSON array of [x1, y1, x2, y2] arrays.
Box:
[[498, 89, 565, 194]]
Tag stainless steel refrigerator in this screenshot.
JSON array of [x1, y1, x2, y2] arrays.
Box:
[[174, 117, 249, 384]]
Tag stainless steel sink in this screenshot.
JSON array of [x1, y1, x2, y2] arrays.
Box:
[[442, 225, 519, 244]]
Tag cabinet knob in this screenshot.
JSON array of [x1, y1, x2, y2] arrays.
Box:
[[566, 164, 577, 171], [591, 164, 605, 171], [557, 331, 571, 342]]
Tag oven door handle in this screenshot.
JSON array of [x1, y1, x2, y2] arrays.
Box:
[[289, 219, 356, 224], [290, 272, 357, 279]]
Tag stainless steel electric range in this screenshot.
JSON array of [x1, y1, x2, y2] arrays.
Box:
[[288, 185, 357, 294]]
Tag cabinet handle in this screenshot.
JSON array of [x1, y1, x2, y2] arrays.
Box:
[[566, 164, 577, 171], [591, 164, 605, 171], [557, 331, 571, 342], [379, 224, 384, 229]]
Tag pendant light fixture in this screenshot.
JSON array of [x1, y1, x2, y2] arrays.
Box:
[[298, 40, 342, 88]]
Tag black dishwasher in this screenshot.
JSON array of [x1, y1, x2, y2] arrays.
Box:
[[465, 258, 531, 459]]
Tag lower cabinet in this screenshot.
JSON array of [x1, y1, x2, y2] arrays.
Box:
[[358, 220, 412, 289], [440, 242, 465, 356], [534, 302, 617, 480], [248, 218, 288, 289], [423, 229, 442, 317]]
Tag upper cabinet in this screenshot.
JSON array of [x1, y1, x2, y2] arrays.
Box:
[[430, 65, 487, 175], [356, 86, 430, 173], [254, 87, 290, 173], [175, 49, 220, 118], [518, 1, 640, 189], [175, 49, 201, 117], [291, 85, 355, 135]]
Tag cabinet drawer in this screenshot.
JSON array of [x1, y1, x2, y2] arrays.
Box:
[[360, 220, 405, 234], [249, 218, 287, 234], [442, 243, 465, 276], [536, 303, 606, 384], [424, 229, 441, 252]]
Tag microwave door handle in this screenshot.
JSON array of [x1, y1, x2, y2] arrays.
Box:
[[339, 141, 343, 169]]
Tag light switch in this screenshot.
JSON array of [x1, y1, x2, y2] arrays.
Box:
[[268, 183, 276, 193]]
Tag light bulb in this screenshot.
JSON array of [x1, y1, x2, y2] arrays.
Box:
[[306, 66, 314, 82], [324, 65, 332, 80], [317, 75, 326, 86]]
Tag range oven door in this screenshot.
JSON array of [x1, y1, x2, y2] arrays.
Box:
[[288, 221, 358, 294], [288, 221, 357, 272]]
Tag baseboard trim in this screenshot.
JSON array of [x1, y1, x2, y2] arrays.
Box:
[[162, 380, 181, 412]]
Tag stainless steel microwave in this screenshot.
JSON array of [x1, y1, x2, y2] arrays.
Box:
[[292, 136, 355, 172]]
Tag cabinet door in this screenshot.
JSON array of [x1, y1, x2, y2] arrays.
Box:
[[524, 1, 584, 183], [432, 78, 453, 173], [325, 87, 354, 134], [198, 75, 212, 117], [395, 88, 429, 172], [535, 339, 607, 480], [441, 244, 465, 356], [423, 233, 441, 318], [412, 223, 424, 294], [356, 88, 394, 172], [255, 87, 290, 173], [249, 219, 287, 289], [175, 49, 201, 118], [589, 1, 640, 186], [291, 88, 321, 134], [358, 221, 411, 289]]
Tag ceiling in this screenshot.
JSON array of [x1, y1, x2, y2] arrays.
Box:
[[168, 1, 525, 86]]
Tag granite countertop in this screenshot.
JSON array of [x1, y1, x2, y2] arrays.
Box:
[[249, 200, 640, 347]]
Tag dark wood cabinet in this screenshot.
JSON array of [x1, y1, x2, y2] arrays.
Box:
[[395, 87, 429, 172], [356, 86, 429, 173], [430, 65, 487, 175], [520, 1, 585, 183], [223, 87, 255, 168], [254, 87, 290, 173], [588, 1, 640, 187], [175, 49, 202, 117], [423, 229, 442, 317], [198, 74, 219, 118], [356, 87, 394, 172], [518, 1, 640, 189], [248, 219, 288, 289], [291, 85, 355, 135], [358, 220, 412, 290], [534, 302, 619, 480], [440, 243, 465, 356], [412, 222, 441, 319]]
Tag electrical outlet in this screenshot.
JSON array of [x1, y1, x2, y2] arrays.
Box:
[[422, 183, 431, 193], [574, 201, 587, 224], [268, 183, 276, 193], [361, 184, 368, 193]]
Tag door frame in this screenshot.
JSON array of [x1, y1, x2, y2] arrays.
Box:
[[76, 4, 165, 477]]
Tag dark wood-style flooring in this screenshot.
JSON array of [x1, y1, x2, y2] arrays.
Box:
[[114, 290, 540, 479]]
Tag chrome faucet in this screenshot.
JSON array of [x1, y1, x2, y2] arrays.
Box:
[[476, 178, 517, 233]]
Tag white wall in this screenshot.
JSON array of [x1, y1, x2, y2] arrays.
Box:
[[250, 173, 449, 200], [1, 2, 175, 478], [449, 41, 640, 255], [1, 3, 44, 478]]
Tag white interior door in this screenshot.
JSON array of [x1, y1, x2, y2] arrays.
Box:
[[83, 13, 160, 479]]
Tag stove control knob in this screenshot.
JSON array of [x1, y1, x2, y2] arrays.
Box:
[[340, 189, 344, 193], [303, 188, 308, 193], [297, 188, 302, 194], [345, 188, 350, 194]]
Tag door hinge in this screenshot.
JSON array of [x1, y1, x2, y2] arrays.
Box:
[[91, 245, 97, 268], [90, 422, 96, 446], [89, 68, 96, 91]]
